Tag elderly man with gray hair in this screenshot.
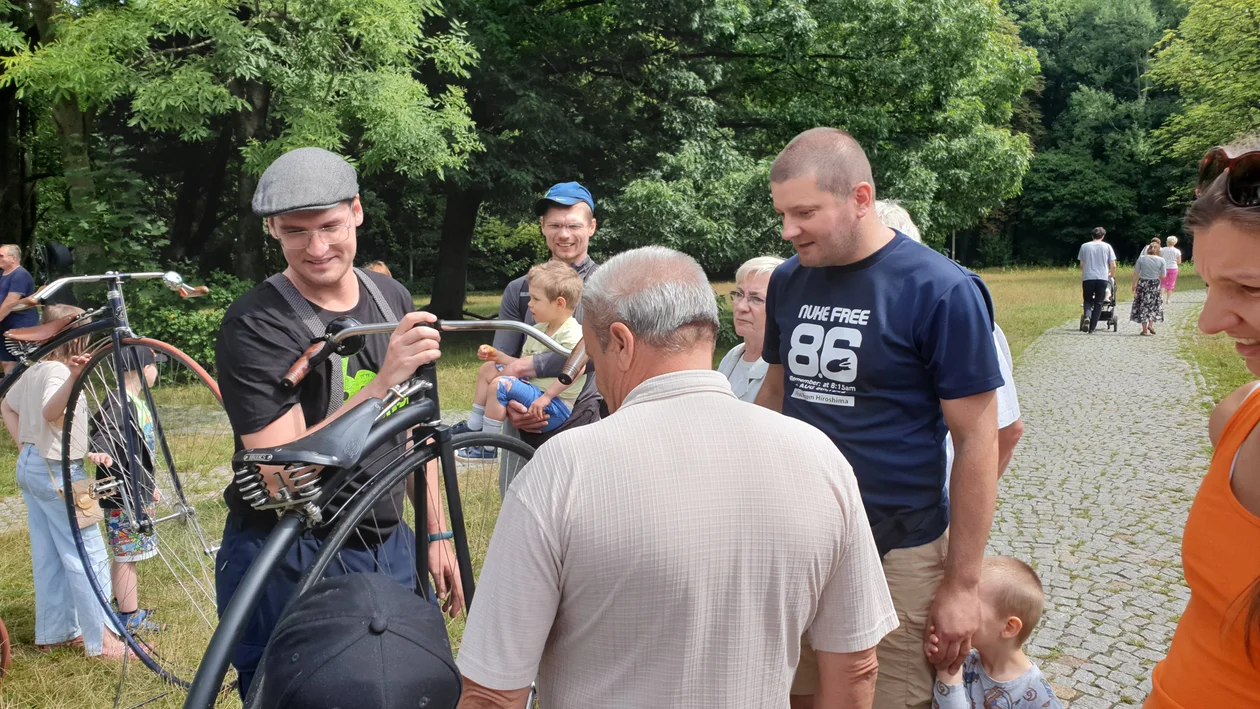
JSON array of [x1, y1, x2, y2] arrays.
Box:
[[456, 246, 898, 709]]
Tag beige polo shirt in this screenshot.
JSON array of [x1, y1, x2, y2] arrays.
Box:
[[457, 369, 897, 708], [4, 360, 89, 460]]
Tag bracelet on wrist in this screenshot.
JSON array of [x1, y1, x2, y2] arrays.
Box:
[[427, 530, 453, 542]]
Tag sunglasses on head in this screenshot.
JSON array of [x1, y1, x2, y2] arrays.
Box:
[[1198, 146, 1260, 207]]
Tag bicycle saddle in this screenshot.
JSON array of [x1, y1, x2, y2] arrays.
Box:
[[233, 399, 384, 470], [5, 314, 76, 343], [232, 400, 384, 513]]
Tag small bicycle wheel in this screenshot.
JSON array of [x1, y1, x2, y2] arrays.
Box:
[[61, 338, 235, 690]]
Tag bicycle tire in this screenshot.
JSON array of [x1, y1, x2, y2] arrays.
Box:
[[240, 431, 533, 708], [61, 338, 234, 690], [295, 431, 535, 596]]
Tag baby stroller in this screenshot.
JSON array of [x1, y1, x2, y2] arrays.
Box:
[[1079, 277, 1119, 332]]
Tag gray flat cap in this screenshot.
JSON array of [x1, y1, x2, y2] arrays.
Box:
[[252, 147, 359, 217]]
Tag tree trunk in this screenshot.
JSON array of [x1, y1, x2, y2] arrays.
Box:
[[0, 84, 21, 246], [429, 186, 483, 319], [232, 80, 270, 281]]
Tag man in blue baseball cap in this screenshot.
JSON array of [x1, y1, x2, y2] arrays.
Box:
[[450, 182, 602, 483]]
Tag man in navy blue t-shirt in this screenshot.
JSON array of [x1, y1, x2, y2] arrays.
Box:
[[754, 129, 1002, 709], [0, 244, 39, 375]]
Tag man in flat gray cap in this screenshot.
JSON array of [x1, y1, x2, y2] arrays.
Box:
[[214, 147, 463, 697]]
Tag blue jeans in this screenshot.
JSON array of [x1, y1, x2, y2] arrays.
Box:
[[15, 444, 116, 654], [495, 377, 572, 433], [214, 515, 427, 698]]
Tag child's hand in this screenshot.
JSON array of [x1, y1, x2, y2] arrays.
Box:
[[67, 353, 93, 377], [926, 624, 966, 680], [528, 395, 551, 420], [477, 345, 498, 361], [87, 451, 113, 468], [154, 487, 163, 503]]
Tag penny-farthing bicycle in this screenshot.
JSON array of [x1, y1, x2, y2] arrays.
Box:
[[183, 317, 587, 708], [1, 272, 238, 692]]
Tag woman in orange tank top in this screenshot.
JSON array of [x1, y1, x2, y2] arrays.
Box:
[[1146, 138, 1260, 708]]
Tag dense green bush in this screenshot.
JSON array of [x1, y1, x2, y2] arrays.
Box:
[[127, 271, 254, 372]]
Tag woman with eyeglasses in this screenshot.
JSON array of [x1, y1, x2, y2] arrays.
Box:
[[717, 256, 784, 402], [1145, 137, 1260, 708]]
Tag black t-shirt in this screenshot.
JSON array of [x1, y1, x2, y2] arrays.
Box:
[[216, 271, 414, 538]]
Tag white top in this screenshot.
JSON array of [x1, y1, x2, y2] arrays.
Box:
[[945, 325, 1020, 488], [457, 370, 898, 708], [716, 342, 769, 403], [4, 360, 89, 460], [521, 316, 585, 401], [1078, 240, 1117, 281], [1161, 246, 1182, 270]]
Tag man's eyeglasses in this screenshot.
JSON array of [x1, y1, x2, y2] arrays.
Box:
[[728, 289, 766, 307], [542, 222, 589, 235], [273, 223, 352, 251], [1198, 146, 1260, 207]]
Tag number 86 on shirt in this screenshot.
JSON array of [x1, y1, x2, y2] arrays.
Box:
[[789, 324, 862, 384]]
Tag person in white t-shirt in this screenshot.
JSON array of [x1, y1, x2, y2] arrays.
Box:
[[1, 304, 127, 658], [875, 201, 1025, 485], [1078, 227, 1117, 334], [1160, 236, 1183, 304]]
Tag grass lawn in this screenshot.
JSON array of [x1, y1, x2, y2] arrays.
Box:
[[0, 265, 1228, 707], [1178, 310, 1256, 405]]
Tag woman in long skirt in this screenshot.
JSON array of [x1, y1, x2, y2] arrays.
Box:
[[1131, 242, 1168, 335]]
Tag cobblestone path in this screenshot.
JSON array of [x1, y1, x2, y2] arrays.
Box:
[[990, 288, 1210, 708]]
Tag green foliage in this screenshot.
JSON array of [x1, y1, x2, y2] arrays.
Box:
[[601, 137, 787, 277], [715, 296, 741, 352], [467, 216, 548, 292], [1149, 0, 1260, 162], [2, 0, 480, 173], [127, 271, 254, 371]]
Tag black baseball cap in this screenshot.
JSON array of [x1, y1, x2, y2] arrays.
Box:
[[259, 573, 461, 709]]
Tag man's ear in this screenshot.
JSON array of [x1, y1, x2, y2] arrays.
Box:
[[351, 195, 365, 227], [852, 182, 875, 219], [589, 217, 597, 235], [608, 322, 634, 371]]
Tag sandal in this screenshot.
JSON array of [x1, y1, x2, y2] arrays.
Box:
[[36, 636, 84, 653]]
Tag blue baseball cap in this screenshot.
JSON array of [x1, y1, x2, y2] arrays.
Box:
[[534, 181, 595, 216]]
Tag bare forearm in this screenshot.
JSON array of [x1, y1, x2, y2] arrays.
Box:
[[426, 461, 446, 534], [816, 648, 879, 709], [43, 378, 77, 423], [946, 436, 998, 587], [754, 366, 784, 412], [996, 419, 1024, 478], [457, 677, 530, 709]]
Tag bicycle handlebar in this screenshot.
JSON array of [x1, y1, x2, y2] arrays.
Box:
[[12, 271, 209, 311], [280, 319, 591, 390]]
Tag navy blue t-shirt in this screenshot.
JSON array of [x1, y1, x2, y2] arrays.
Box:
[[0, 267, 38, 330], [762, 232, 1003, 549]]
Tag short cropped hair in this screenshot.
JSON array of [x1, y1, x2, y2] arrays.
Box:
[[527, 260, 583, 308], [983, 556, 1044, 645], [770, 128, 875, 197], [735, 256, 785, 287], [582, 246, 719, 352], [1, 244, 20, 261], [1092, 227, 1106, 240], [1166, 236, 1178, 247]]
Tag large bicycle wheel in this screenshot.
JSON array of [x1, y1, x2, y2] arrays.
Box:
[[238, 430, 532, 703], [61, 338, 235, 691]]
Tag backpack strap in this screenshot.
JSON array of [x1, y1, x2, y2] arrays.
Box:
[[266, 268, 397, 418]]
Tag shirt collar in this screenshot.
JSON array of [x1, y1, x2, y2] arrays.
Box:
[[620, 369, 735, 410], [729, 343, 768, 379]]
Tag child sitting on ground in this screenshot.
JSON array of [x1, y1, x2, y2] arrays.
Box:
[[928, 555, 1063, 709], [456, 261, 584, 459]]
